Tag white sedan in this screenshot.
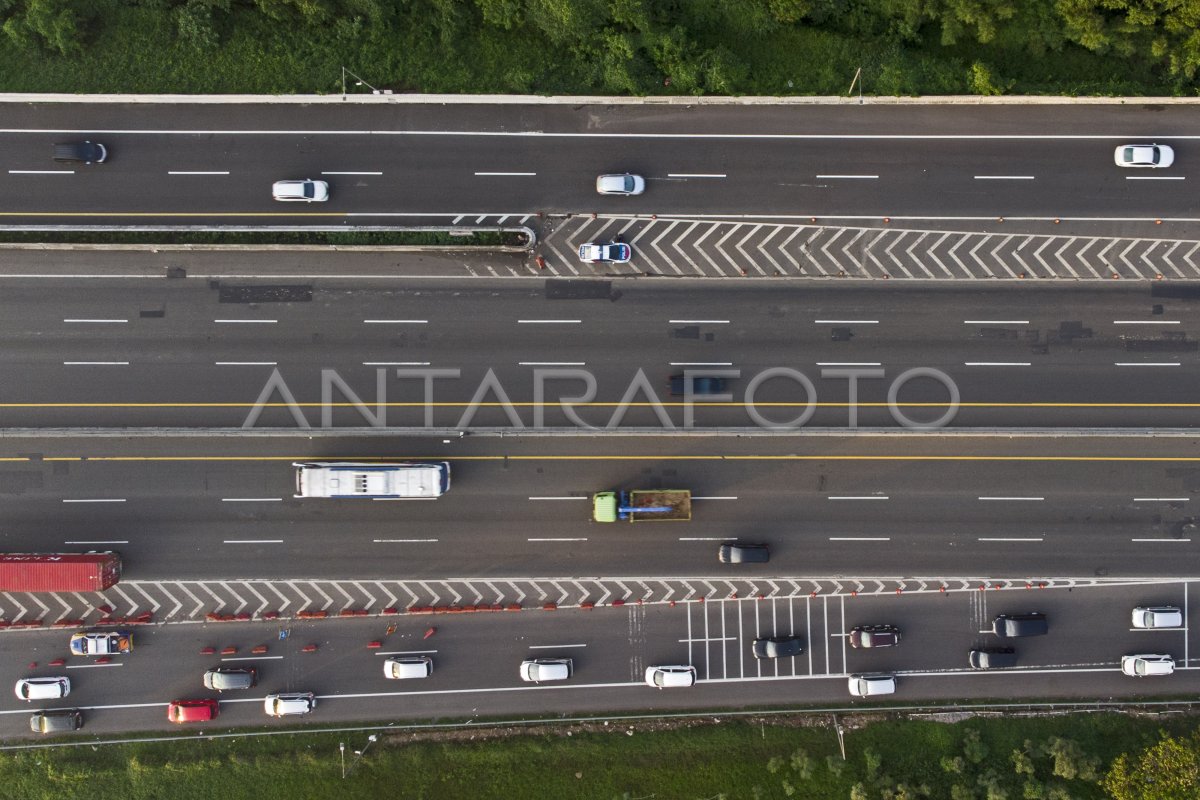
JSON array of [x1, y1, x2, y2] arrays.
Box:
[[1114, 144, 1174, 168], [596, 173, 645, 195], [272, 179, 330, 202]]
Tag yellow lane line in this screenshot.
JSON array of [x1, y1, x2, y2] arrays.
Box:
[[27, 455, 1200, 463], [1, 402, 1199, 409], [0, 212, 349, 217]]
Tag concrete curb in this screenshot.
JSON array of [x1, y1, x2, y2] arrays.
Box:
[[2, 93, 1199, 106], [0, 427, 1195, 438]]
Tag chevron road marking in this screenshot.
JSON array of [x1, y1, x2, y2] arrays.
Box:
[[672, 220, 705, 275], [691, 222, 727, 277], [649, 220, 684, 275], [1032, 237, 1055, 277], [966, 235, 992, 278], [195, 582, 224, 613], [927, 232, 955, 278], [759, 225, 788, 276], [131, 583, 160, 615], [112, 585, 138, 616], [221, 581, 247, 615], [1119, 240, 1145, 279], [52, 594, 72, 623], [815, 228, 843, 277], [1074, 237, 1100, 279], [1096, 238, 1119, 276], [715, 223, 745, 275], [441, 581, 462, 606], [1160, 241, 1186, 279], [1055, 237, 1080, 279], [308, 581, 335, 611], [29, 594, 50, 621], [242, 582, 269, 616], [417, 581, 438, 606]]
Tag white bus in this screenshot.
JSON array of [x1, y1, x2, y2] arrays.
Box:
[[293, 462, 451, 499]]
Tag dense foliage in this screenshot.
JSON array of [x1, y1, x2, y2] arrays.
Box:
[[0, 0, 1195, 95]]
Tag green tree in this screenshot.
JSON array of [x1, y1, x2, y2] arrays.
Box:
[[1041, 736, 1099, 782], [1103, 732, 1200, 800]]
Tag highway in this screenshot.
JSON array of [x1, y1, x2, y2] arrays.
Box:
[[0, 279, 1198, 429], [1, 578, 1198, 737], [0, 102, 1197, 223], [0, 434, 1197, 579]]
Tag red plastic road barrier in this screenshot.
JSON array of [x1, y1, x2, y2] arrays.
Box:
[[542, 603, 557, 611], [580, 602, 594, 610], [263, 611, 280, 620], [504, 604, 521, 612], [97, 605, 113, 614], [338, 609, 369, 617], [27, 662, 35, 669], [382, 607, 399, 615], [611, 599, 625, 607], [48, 658, 65, 667], [220, 646, 236, 655], [135, 612, 152, 622], [423, 627, 436, 640], [297, 610, 328, 619], [96, 656, 111, 664], [200, 647, 216, 655], [301, 644, 317, 653], [251, 645, 268, 654], [406, 606, 433, 615], [0, 621, 10, 628], [366, 641, 382, 649], [234, 613, 251, 621]]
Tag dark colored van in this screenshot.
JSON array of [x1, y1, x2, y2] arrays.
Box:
[[53, 141, 107, 164], [969, 647, 1018, 669], [718, 542, 770, 564], [992, 613, 1048, 638]]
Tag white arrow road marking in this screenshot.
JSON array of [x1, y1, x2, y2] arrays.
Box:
[[884, 231, 914, 278], [52, 593, 73, 623], [592, 580, 610, 606], [551, 581, 568, 605], [243, 582, 270, 615], [1183, 241, 1200, 274], [174, 582, 205, 617], [130, 583, 160, 614], [615, 580, 631, 601], [681, 581, 696, 601], [814, 227, 842, 277], [265, 582, 291, 613], [905, 232, 936, 278], [788, 580, 802, 596], [353, 581, 378, 609], [374, 581, 399, 610], [574, 581, 589, 604], [1055, 237, 1080, 279], [1074, 238, 1101, 279], [873, 581, 885, 594], [715, 223, 745, 275], [468, 583, 484, 605], [442, 582, 463, 606], [1159, 240, 1186, 278], [925, 231, 954, 277], [7, 595, 28, 622], [308, 581, 335, 611], [112, 585, 138, 616], [330, 581, 355, 610], [691, 222, 727, 276], [1119, 239, 1144, 278], [637, 580, 652, 600], [1032, 236, 1055, 277], [724, 581, 738, 598], [1011, 235, 1034, 276], [649, 220, 684, 275], [508, 581, 525, 604], [28, 593, 51, 621], [990, 233, 1017, 278], [397, 582, 419, 608], [219, 581, 247, 615], [702, 580, 717, 598], [967, 235, 993, 278], [777, 226, 805, 274], [71, 592, 96, 618], [759, 225, 788, 276], [671, 220, 706, 276], [417, 581, 439, 606], [485, 581, 502, 605], [837, 228, 867, 276], [197, 582, 225, 613], [854, 581, 865, 593], [657, 580, 673, 602], [1096, 238, 1118, 276]]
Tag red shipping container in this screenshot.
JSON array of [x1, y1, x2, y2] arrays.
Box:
[[0, 553, 121, 593]]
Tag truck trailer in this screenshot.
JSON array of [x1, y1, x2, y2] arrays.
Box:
[[592, 490, 691, 522], [0, 553, 122, 593]]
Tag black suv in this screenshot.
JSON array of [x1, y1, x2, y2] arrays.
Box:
[[992, 613, 1048, 638], [53, 141, 107, 164]]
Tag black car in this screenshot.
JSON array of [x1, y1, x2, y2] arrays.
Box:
[[53, 141, 107, 164], [752, 636, 804, 659], [992, 613, 1048, 638], [30, 708, 83, 734], [847, 624, 901, 649], [718, 542, 770, 564], [969, 648, 1018, 669], [668, 375, 729, 396]]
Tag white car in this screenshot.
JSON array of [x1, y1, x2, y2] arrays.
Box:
[[596, 173, 645, 196], [519, 658, 573, 683], [848, 674, 896, 697], [1131, 606, 1183, 629], [263, 691, 316, 716], [383, 656, 432, 679], [1120, 654, 1175, 677], [1114, 144, 1174, 168], [15, 677, 70, 701], [644, 665, 696, 688], [578, 242, 632, 264], [272, 179, 329, 202]]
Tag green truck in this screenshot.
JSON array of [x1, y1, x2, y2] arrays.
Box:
[[592, 490, 692, 522]]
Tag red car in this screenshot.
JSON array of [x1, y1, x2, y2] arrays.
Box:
[[167, 698, 218, 723]]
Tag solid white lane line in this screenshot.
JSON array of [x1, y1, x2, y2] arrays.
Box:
[[965, 362, 1031, 366], [66, 663, 123, 669], [527, 537, 588, 542], [223, 539, 284, 544], [828, 537, 890, 541], [215, 361, 277, 365], [1113, 320, 1181, 324], [373, 649, 437, 656], [679, 537, 731, 541], [828, 496, 889, 500], [63, 361, 128, 365], [63, 319, 127, 323], [321, 171, 383, 175], [1126, 176, 1186, 180], [1134, 497, 1190, 502], [475, 171, 536, 176], [64, 540, 129, 544], [517, 319, 581, 324], [817, 174, 878, 179], [220, 498, 283, 502], [528, 496, 586, 501], [529, 643, 587, 649], [669, 361, 733, 366], [670, 319, 729, 324], [978, 537, 1044, 542], [979, 496, 1044, 501], [964, 320, 1029, 324], [167, 171, 230, 175], [519, 361, 585, 366], [9, 170, 73, 174], [814, 319, 878, 324], [362, 361, 431, 366], [214, 319, 277, 324], [693, 496, 738, 500], [62, 498, 125, 503], [1115, 362, 1180, 366], [373, 538, 439, 543], [363, 319, 427, 324], [223, 655, 285, 661], [816, 362, 881, 366], [974, 175, 1035, 180], [668, 173, 726, 178], [1131, 538, 1192, 542]]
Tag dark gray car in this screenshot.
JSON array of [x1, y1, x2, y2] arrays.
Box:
[[718, 543, 770, 563], [30, 708, 83, 734], [992, 613, 1048, 638], [53, 141, 107, 164], [969, 647, 1018, 669], [752, 636, 804, 659], [203, 666, 258, 691]]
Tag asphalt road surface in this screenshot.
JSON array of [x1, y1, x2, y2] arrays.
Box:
[[0, 279, 1198, 429], [0, 102, 1197, 225], [0, 578, 1196, 738]]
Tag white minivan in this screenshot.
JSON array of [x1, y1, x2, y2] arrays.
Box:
[[1131, 606, 1183, 629], [15, 677, 70, 701], [1120, 654, 1175, 677], [848, 674, 896, 697], [644, 665, 696, 688], [519, 658, 573, 683], [383, 656, 433, 679]]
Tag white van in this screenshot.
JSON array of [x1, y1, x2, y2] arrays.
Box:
[[263, 692, 316, 716], [848, 674, 896, 697], [644, 665, 696, 688], [519, 658, 573, 683], [1131, 606, 1183, 629], [383, 656, 433, 679], [1120, 654, 1175, 677]]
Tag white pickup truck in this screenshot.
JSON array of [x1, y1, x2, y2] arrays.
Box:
[[293, 462, 451, 499]]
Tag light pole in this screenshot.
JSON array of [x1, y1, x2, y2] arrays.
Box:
[[341, 66, 380, 99], [339, 741, 346, 779], [346, 734, 378, 777]]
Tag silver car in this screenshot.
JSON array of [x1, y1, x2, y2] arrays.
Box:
[[596, 173, 645, 195], [272, 179, 329, 202], [1131, 606, 1183, 629], [263, 691, 316, 716], [519, 658, 573, 683], [30, 708, 83, 734], [1114, 144, 1174, 168]]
